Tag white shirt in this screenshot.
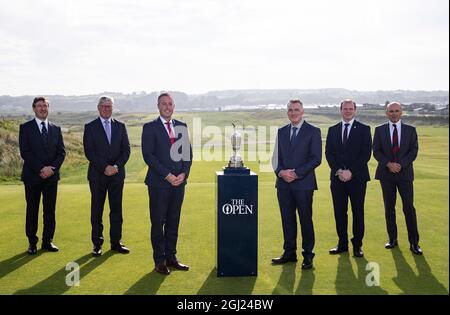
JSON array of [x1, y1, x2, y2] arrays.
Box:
[[388, 120, 402, 147], [99, 116, 112, 125], [290, 119, 304, 139], [160, 116, 174, 137], [35, 117, 48, 133], [99, 116, 112, 137], [342, 118, 355, 142]]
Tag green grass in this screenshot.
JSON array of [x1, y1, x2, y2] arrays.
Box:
[[0, 117, 448, 295]]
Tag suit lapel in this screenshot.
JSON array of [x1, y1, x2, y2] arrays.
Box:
[[111, 118, 119, 146], [97, 117, 110, 147], [346, 121, 358, 146], [398, 123, 407, 156], [157, 118, 171, 144], [383, 123, 393, 158]]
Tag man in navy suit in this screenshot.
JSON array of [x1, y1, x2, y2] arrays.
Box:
[[142, 93, 193, 275], [19, 97, 66, 255], [271, 99, 322, 270], [373, 102, 422, 255], [83, 96, 131, 256], [325, 99, 372, 258]]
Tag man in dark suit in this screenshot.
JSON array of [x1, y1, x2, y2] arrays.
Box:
[[325, 99, 372, 258], [373, 102, 422, 255], [83, 96, 131, 256], [271, 99, 322, 270], [19, 96, 66, 255], [142, 92, 192, 275]]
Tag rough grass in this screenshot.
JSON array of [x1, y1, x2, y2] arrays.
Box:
[[0, 115, 448, 295]]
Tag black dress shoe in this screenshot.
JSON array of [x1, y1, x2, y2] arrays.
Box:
[[271, 254, 298, 265], [410, 244, 423, 255], [155, 263, 170, 275], [385, 239, 398, 249], [92, 246, 102, 257], [42, 242, 59, 252], [111, 243, 130, 254], [167, 260, 189, 271], [27, 244, 37, 255], [329, 247, 348, 255], [301, 258, 313, 270], [353, 247, 364, 258]]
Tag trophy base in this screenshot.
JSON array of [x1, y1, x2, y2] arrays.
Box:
[[223, 166, 250, 175], [227, 160, 244, 168]]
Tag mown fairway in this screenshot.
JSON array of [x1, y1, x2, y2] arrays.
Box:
[[0, 113, 448, 294]]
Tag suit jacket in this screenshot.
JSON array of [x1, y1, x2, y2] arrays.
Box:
[[273, 121, 322, 190], [19, 119, 66, 183], [142, 118, 193, 188], [373, 122, 418, 181], [325, 120, 372, 182], [83, 117, 130, 182]]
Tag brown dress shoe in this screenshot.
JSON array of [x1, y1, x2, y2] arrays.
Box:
[[155, 263, 170, 275], [166, 260, 189, 271]]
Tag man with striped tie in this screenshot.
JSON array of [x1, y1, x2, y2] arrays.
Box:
[[373, 102, 423, 255], [141, 92, 193, 275], [83, 96, 131, 256], [19, 97, 66, 254]]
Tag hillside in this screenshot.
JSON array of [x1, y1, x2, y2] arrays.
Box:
[[0, 119, 85, 183]]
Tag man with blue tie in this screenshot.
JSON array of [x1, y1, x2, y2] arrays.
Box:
[[373, 102, 422, 255], [271, 99, 322, 270], [325, 99, 372, 258], [19, 97, 66, 254], [83, 96, 131, 256], [142, 92, 192, 275]]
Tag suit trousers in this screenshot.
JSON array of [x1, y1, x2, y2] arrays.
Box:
[[330, 179, 366, 249], [24, 180, 58, 245], [276, 189, 315, 259], [148, 186, 185, 264], [89, 176, 124, 247], [380, 179, 419, 245]]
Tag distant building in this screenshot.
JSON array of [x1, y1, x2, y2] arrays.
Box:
[[362, 103, 384, 110]]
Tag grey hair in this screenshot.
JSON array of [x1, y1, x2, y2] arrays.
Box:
[[287, 99, 303, 108], [98, 95, 114, 106]]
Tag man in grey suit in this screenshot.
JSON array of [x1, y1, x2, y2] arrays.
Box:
[[373, 102, 422, 255], [271, 99, 322, 270]]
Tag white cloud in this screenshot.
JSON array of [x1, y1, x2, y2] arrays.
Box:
[[0, 0, 448, 95]]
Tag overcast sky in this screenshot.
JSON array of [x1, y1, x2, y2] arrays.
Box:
[[0, 0, 448, 96]]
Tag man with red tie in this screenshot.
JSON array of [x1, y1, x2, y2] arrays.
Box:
[[373, 102, 422, 255], [141, 93, 193, 275]]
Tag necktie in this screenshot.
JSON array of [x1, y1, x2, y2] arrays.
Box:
[[391, 123, 399, 162], [41, 121, 48, 146], [290, 126, 298, 145], [343, 123, 350, 147], [104, 120, 111, 145], [166, 121, 175, 145]]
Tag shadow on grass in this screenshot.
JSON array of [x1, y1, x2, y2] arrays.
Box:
[[13, 251, 113, 295], [0, 251, 43, 280], [272, 262, 315, 295], [124, 270, 166, 295], [391, 248, 448, 294], [335, 253, 388, 295], [197, 268, 256, 295]]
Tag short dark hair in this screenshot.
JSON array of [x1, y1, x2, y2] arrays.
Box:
[[32, 96, 49, 107], [157, 92, 173, 105], [340, 99, 356, 110]]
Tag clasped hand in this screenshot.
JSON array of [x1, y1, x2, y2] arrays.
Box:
[[337, 169, 352, 182], [167, 173, 186, 187], [39, 166, 55, 179], [280, 169, 298, 183]]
